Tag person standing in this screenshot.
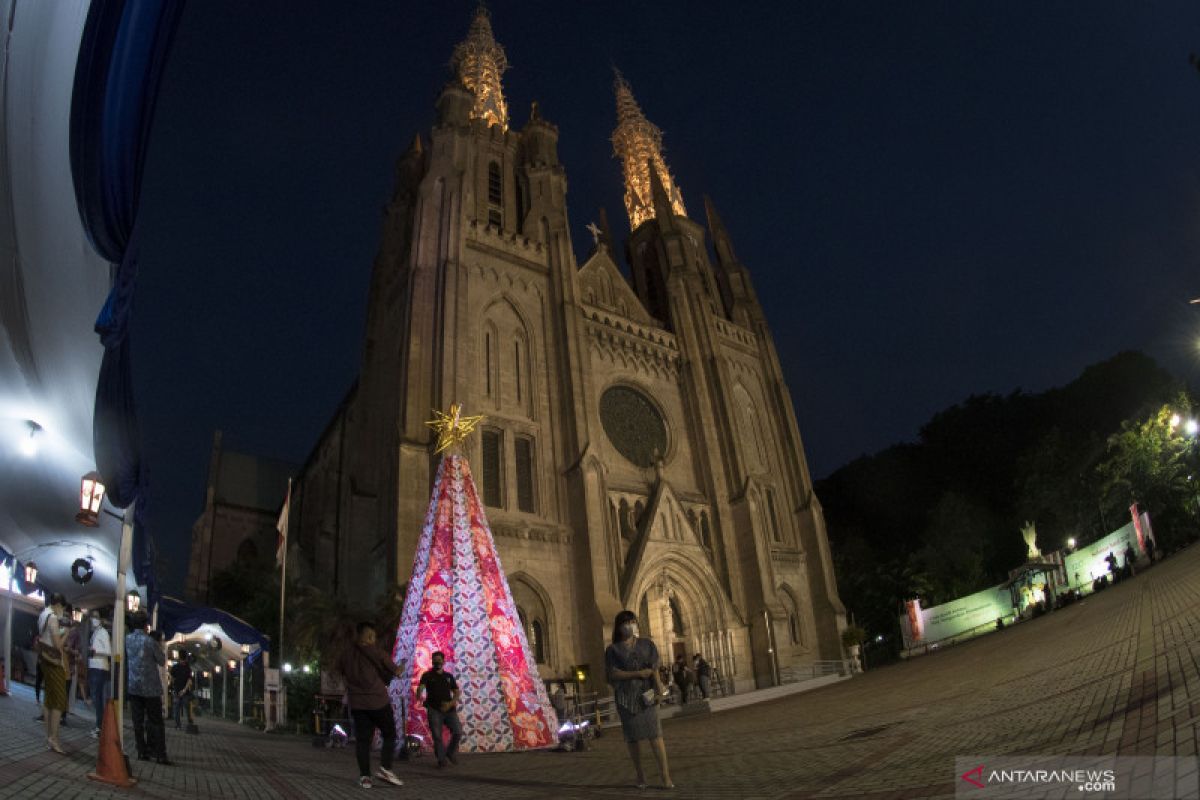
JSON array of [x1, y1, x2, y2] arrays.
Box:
[[336, 621, 405, 789], [418, 651, 462, 768], [37, 593, 69, 753], [672, 655, 692, 705], [605, 609, 673, 790], [86, 611, 111, 738], [63, 609, 82, 720], [126, 611, 171, 765], [693, 654, 712, 700], [169, 652, 195, 729]]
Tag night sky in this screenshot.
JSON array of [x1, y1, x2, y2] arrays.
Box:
[[132, 2, 1200, 594]]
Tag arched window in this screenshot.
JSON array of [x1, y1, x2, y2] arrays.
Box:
[[789, 614, 800, 645], [514, 339, 522, 404], [510, 575, 554, 668], [766, 489, 782, 543], [515, 435, 535, 513], [481, 428, 503, 507], [482, 324, 499, 402], [700, 513, 712, 550], [531, 620, 545, 664], [487, 162, 502, 227]]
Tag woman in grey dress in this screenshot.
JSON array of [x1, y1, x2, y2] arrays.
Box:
[[604, 609, 674, 789]]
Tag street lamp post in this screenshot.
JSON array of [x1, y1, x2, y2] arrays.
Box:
[[215, 665, 225, 719], [239, 643, 249, 724]]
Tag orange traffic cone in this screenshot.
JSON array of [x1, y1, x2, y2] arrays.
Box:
[[87, 700, 137, 788]]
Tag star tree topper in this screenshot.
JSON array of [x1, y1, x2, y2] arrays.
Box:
[[426, 403, 485, 453]]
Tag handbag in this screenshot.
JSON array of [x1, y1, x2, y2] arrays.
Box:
[[640, 688, 658, 708], [35, 615, 63, 667]]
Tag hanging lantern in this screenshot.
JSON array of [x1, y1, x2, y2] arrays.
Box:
[[75, 471, 106, 527], [70, 558, 94, 585], [23, 561, 37, 585], [126, 591, 141, 613]]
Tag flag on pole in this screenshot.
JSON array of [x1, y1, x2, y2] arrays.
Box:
[[276, 479, 291, 568]]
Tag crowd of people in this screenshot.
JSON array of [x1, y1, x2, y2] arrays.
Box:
[[25, 597, 709, 791], [31, 596, 177, 764], [32, 593, 113, 750]]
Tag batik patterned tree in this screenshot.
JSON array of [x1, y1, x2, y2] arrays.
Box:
[[388, 406, 558, 753]]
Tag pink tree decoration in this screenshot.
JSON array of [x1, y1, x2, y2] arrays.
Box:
[[389, 453, 559, 753]]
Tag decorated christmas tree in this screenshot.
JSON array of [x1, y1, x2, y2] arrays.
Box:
[[389, 405, 559, 753]]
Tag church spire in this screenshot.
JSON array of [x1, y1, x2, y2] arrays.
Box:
[[451, 4, 509, 131], [611, 69, 687, 229]]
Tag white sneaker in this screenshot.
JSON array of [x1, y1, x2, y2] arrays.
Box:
[[376, 768, 403, 786], [358, 775, 373, 789]]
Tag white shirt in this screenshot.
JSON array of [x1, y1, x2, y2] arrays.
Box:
[[88, 625, 111, 671], [37, 607, 61, 649]]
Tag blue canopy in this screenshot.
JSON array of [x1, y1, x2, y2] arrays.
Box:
[[156, 595, 270, 664], [69, 0, 186, 610]]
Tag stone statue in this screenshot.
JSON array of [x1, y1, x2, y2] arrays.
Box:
[[1021, 520, 1040, 560]]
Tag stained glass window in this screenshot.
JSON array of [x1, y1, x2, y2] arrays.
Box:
[[599, 386, 666, 467]]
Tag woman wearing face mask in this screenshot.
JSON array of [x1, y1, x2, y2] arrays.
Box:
[[604, 610, 673, 790], [37, 593, 69, 753]]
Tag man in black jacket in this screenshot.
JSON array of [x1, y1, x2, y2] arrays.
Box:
[[338, 622, 405, 789]]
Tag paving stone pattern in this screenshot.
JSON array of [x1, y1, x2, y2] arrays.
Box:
[[5, 544, 1200, 798]]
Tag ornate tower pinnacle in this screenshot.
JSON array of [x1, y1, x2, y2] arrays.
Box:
[[611, 70, 687, 229], [452, 5, 509, 131]]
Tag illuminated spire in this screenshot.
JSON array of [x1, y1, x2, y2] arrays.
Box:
[[452, 5, 510, 131], [611, 70, 687, 229]]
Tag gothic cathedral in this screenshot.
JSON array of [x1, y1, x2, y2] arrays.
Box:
[[290, 8, 846, 692]]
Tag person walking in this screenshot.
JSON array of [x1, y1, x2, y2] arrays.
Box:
[[336, 621, 405, 789], [605, 609, 673, 790], [169, 652, 195, 729], [419, 651, 462, 769], [126, 611, 171, 765], [86, 610, 111, 738], [37, 593, 69, 753]]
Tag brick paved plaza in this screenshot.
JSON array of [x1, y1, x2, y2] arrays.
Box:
[[4, 544, 1200, 799]]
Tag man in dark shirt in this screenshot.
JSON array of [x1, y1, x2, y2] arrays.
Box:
[[169, 654, 194, 729], [338, 622, 405, 789], [418, 651, 462, 767]]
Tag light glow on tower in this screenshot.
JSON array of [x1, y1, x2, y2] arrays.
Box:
[[452, 6, 509, 131], [611, 71, 687, 229]]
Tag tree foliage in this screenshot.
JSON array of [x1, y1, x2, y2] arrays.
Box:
[[818, 351, 1187, 643]]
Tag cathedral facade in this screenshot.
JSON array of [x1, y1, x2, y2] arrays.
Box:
[[288, 9, 846, 693]]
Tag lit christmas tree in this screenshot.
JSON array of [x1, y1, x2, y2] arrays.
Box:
[[389, 405, 559, 753]]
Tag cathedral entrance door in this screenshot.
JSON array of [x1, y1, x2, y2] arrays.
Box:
[[672, 642, 686, 661]]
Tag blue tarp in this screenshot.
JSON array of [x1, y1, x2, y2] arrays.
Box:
[[69, 0, 186, 609], [157, 595, 270, 664]]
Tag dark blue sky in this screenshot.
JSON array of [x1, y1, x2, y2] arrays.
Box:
[[133, 2, 1200, 594]]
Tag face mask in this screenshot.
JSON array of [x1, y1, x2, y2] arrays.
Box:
[[622, 622, 639, 639]]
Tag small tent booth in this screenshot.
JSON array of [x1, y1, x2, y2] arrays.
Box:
[[157, 596, 270, 725]]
